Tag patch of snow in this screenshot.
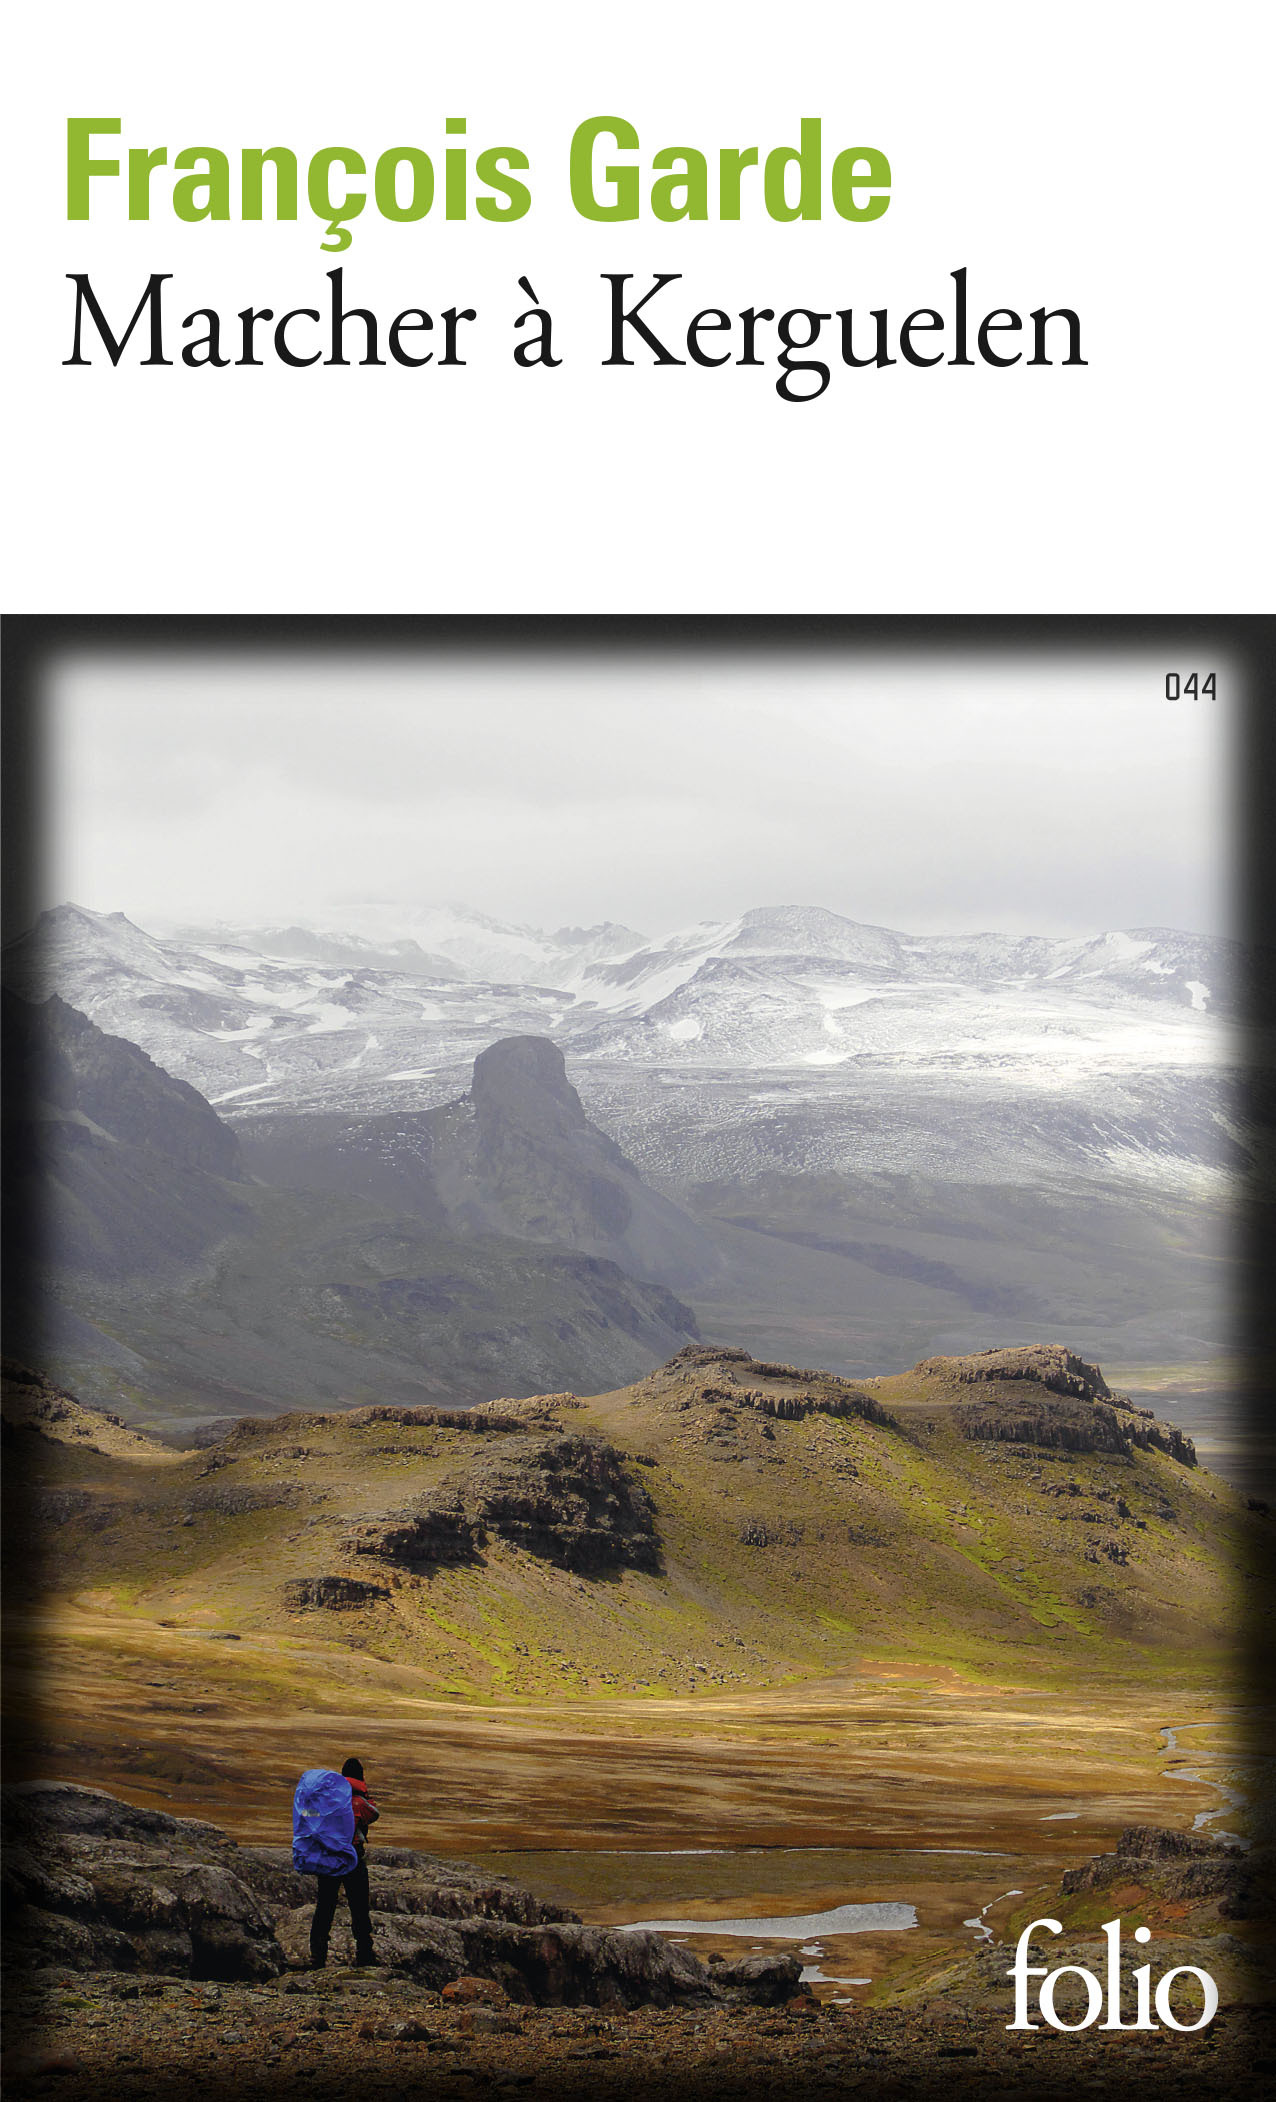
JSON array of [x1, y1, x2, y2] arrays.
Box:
[[814, 984, 890, 1013], [342, 1033, 380, 1072], [206, 1016, 275, 1043], [235, 978, 320, 1011], [302, 1003, 356, 1035], [1095, 932, 1155, 963], [1186, 980, 1210, 1011], [1100, 1147, 1237, 1201]]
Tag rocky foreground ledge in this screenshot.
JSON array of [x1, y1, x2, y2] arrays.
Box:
[[5, 1784, 1272, 2101]]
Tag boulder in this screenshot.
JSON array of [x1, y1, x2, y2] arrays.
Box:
[[1, 1784, 283, 1981], [713, 1952, 804, 2004]]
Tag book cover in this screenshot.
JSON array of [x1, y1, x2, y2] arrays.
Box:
[[1, 6, 1272, 2099]]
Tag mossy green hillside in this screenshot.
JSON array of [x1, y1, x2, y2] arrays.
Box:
[[9, 1345, 1263, 1712]]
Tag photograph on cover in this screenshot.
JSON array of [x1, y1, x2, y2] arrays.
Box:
[[1, 623, 1267, 2100]]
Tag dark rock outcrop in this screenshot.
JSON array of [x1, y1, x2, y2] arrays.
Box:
[[666, 1346, 755, 1369], [343, 1433, 662, 1578], [29, 1487, 125, 1534], [281, 1576, 391, 1611], [954, 1392, 1195, 1466], [738, 1517, 806, 1549], [918, 1344, 1114, 1400], [184, 1482, 298, 1518], [1059, 1825, 1260, 1916], [706, 1382, 896, 1428], [463, 1433, 662, 1575], [922, 1346, 1196, 1466], [1120, 1416, 1196, 1465], [343, 1499, 483, 1567], [955, 1392, 1133, 1456], [649, 1349, 899, 1429], [459, 1922, 717, 2010]]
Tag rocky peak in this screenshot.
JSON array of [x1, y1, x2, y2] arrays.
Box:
[[913, 1344, 1113, 1402], [3, 991, 250, 1297], [429, 1036, 717, 1291], [911, 1345, 1198, 1466], [3, 989, 241, 1180], [551, 921, 647, 954], [469, 1036, 598, 1136]]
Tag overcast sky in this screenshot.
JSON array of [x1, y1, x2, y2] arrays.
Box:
[[31, 641, 1235, 941]]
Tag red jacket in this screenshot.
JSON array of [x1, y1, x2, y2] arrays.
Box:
[[349, 1777, 379, 1847]]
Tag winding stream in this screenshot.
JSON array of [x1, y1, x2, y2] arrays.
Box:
[[1159, 1723, 1249, 1847], [962, 1887, 1024, 1943]]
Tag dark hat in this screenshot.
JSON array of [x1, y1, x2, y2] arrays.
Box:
[[341, 1758, 364, 1780]]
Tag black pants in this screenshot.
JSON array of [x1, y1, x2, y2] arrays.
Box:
[[310, 1855, 373, 1963]]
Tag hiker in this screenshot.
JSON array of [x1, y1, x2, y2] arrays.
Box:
[[343, 1756, 380, 1853], [294, 1757, 380, 1969]]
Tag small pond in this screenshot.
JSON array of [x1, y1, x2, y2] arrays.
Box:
[[618, 1899, 917, 1938]]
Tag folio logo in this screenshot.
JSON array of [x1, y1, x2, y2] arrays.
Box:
[[1007, 1918, 1219, 2033]]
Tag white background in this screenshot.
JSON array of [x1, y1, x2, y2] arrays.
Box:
[[2, 2, 1271, 613]]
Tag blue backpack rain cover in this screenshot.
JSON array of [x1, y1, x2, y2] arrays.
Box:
[[292, 1768, 358, 1876]]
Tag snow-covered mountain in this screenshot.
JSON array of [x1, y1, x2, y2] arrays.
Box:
[[571, 947, 1224, 1076], [3, 905, 575, 1113], [169, 923, 470, 981], [4, 901, 1255, 1380], [157, 901, 1239, 1022], [6, 902, 1238, 1121], [179, 901, 648, 990], [569, 906, 1234, 1032]]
